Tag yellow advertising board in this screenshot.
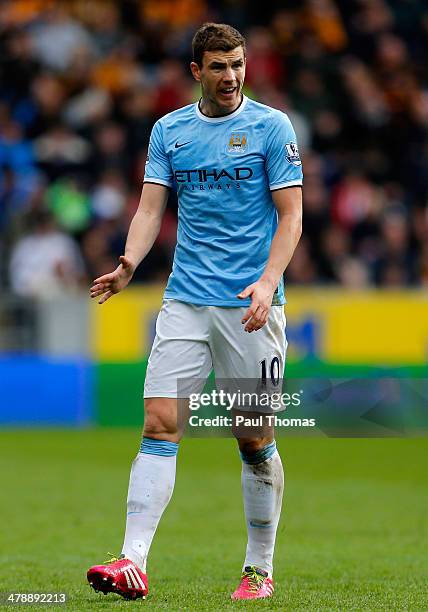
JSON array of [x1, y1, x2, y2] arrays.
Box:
[[91, 286, 163, 361], [91, 286, 428, 365], [285, 288, 428, 364]]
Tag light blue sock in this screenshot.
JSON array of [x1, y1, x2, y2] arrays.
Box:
[[140, 437, 179, 457], [240, 440, 276, 465]]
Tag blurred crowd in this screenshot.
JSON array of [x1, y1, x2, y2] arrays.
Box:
[[1, 0, 428, 297]]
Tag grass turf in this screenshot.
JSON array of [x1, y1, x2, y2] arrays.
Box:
[[0, 431, 426, 610]]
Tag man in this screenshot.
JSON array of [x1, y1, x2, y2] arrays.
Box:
[[87, 23, 302, 601]]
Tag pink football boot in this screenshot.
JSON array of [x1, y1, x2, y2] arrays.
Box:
[[231, 565, 274, 600], [87, 554, 148, 600]]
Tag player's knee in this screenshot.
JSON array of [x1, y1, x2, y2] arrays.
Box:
[[237, 436, 274, 458], [143, 398, 179, 440]]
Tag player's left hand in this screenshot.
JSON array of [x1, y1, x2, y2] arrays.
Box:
[[237, 278, 275, 333]]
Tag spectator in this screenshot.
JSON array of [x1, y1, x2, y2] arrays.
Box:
[[45, 177, 91, 234], [91, 170, 127, 221], [9, 211, 85, 297], [374, 211, 416, 285], [90, 121, 131, 180], [29, 5, 95, 73], [33, 123, 91, 180]]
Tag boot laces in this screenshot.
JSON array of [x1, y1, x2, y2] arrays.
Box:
[[103, 552, 124, 564], [242, 566, 266, 592]]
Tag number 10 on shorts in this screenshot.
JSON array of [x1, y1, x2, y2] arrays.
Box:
[[260, 357, 281, 387]]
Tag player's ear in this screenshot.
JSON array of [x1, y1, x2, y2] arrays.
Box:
[[190, 61, 201, 82]]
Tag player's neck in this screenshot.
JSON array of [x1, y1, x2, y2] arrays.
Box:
[[199, 94, 243, 118]]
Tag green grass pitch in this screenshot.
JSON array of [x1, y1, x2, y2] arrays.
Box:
[[0, 430, 426, 610]]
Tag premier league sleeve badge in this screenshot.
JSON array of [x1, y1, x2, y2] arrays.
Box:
[[285, 142, 302, 166]]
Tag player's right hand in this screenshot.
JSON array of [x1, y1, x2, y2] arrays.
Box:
[[90, 255, 135, 304]]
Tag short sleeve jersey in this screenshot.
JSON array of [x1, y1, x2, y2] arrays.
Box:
[[144, 95, 303, 306]]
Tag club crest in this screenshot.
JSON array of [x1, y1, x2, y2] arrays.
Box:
[[228, 132, 248, 153], [285, 142, 301, 166]]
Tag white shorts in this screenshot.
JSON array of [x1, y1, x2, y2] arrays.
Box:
[[144, 299, 287, 399]]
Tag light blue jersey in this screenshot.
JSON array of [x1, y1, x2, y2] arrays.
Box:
[[144, 95, 303, 306]]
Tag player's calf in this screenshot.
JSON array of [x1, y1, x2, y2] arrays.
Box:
[[143, 397, 186, 442]]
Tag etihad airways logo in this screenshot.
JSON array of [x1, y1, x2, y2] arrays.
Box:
[[174, 167, 253, 183]]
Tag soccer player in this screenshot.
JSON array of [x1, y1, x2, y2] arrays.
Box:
[[87, 23, 303, 601]]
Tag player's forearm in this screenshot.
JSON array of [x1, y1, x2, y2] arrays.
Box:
[[124, 208, 162, 271], [261, 209, 302, 289], [123, 183, 169, 271]]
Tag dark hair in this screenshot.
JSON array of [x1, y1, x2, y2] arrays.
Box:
[[192, 23, 246, 67]]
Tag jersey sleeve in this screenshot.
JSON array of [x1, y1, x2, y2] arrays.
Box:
[[144, 119, 173, 187], [265, 111, 303, 191]]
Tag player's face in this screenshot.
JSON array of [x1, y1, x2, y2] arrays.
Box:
[[191, 46, 246, 116]]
